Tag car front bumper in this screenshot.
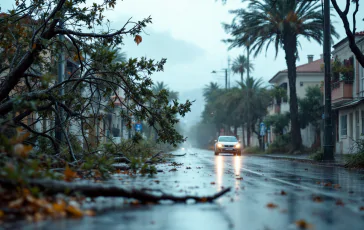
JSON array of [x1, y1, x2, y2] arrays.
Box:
[[217, 147, 240, 152]]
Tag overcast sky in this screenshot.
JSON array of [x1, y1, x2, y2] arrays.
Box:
[[107, 0, 364, 92], [2, 0, 363, 93], [1, 0, 363, 127]]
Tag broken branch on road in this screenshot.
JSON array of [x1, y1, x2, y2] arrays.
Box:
[[0, 179, 231, 203]]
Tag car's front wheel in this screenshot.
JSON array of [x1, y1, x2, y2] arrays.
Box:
[[214, 151, 219, 156]]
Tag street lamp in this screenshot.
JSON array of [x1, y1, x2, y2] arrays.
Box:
[[211, 69, 228, 89]]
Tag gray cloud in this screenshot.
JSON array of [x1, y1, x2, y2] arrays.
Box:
[[122, 30, 205, 65]]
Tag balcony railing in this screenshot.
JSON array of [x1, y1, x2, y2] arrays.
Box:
[[331, 80, 353, 104]]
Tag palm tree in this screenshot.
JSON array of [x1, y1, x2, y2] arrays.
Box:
[[224, 0, 339, 151], [152, 81, 168, 94], [112, 48, 127, 63], [238, 77, 266, 147], [231, 55, 254, 82], [168, 90, 179, 102], [152, 81, 178, 102], [270, 86, 287, 114], [203, 82, 220, 102]]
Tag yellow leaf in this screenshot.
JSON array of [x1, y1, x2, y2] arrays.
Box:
[[66, 205, 83, 218], [52, 201, 66, 212], [84, 210, 96, 216], [266, 203, 278, 209], [0, 210, 4, 218], [64, 164, 78, 182], [32, 43, 36, 50], [134, 35, 142, 45]]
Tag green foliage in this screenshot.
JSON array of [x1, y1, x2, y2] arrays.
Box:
[[231, 55, 254, 81], [82, 153, 116, 179], [266, 134, 291, 153], [243, 146, 263, 154], [187, 122, 216, 149], [309, 149, 324, 161], [345, 139, 364, 168], [201, 77, 270, 142], [223, 0, 339, 150], [270, 86, 287, 105], [264, 113, 290, 135], [140, 164, 157, 176], [0, 0, 192, 168], [298, 86, 323, 129]]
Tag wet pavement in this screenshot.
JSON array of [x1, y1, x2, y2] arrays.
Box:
[[6, 148, 364, 230]]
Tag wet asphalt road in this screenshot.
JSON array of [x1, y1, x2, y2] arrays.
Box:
[[12, 148, 364, 230]]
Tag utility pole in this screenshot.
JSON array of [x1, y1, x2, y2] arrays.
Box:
[[246, 43, 250, 146], [225, 69, 228, 90], [323, 0, 334, 160], [228, 56, 231, 88], [55, 20, 65, 151]]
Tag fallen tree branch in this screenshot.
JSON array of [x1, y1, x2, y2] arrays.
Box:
[[145, 151, 164, 164], [114, 157, 131, 164], [0, 179, 231, 203], [112, 163, 131, 170], [171, 153, 186, 157]]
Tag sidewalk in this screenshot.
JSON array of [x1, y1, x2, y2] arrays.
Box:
[[258, 153, 347, 167]]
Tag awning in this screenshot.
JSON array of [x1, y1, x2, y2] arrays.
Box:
[[332, 98, 364, 110]]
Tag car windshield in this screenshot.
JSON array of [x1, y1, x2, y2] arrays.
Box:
[[218, 136, 237, 142]]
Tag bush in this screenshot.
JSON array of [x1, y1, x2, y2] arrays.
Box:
[[345, 139, 364, 168], [243, 146, 263, 154], [309, 149, 324, 161], [266, 134, 291, 153]]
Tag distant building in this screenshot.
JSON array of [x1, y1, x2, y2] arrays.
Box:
[[267, 55, 324, 148]]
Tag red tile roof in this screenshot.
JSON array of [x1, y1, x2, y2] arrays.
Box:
[[269, 58, 323, 83]]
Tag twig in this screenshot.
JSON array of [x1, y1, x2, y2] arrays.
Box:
[[0, 179, 231, 203]]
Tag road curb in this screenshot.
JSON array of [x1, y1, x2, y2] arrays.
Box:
[[256, 155, 347, 168]]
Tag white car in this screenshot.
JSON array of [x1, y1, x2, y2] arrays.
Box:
[[214, 136, 241, 156]]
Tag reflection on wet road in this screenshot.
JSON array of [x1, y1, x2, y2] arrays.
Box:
[[17, 148, 364, 230]]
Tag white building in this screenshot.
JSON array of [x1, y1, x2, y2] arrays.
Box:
[[267, 55, 324, 148], [331, 33, 364, 154]]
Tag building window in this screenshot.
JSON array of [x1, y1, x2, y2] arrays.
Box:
[[300, 82, 303, 87], [341, 115, 347, 136]]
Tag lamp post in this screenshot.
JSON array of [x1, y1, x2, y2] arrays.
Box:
[[323, 0, 334, 160], [211, 69, 229, 89]]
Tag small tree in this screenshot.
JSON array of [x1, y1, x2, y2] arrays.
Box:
[[298, 86, 323, 149]]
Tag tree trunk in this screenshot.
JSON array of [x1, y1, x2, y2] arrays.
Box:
[[247, 126, 251, 147], [240, 72, 244, 83], [242, 125, 246, 147], [283, 33, 302, 152], [234, 125, 237, 136], [312, 128, 321, 150]]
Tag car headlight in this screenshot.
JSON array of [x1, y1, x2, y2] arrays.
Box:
[[235, 144, 241, 148], [217, 143, 223, 148]]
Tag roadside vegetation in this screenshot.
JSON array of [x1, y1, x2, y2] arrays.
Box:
[[345, 139, 364, 168], [0, 0, 235, 223]]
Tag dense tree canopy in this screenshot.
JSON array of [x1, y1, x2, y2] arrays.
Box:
[[0, 0, 192, 156]]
